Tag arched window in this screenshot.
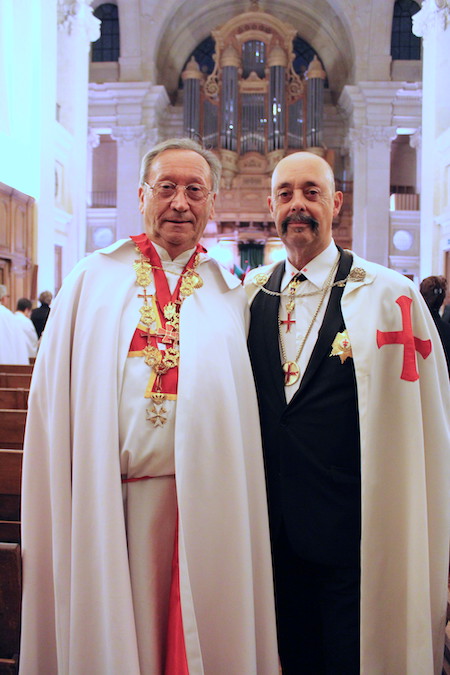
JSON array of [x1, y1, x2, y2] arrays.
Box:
[[92, 3, 120, 62], [391, 0, 421, 60], [292, 35, 317, 77]]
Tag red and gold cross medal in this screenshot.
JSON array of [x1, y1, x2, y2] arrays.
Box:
[[282, 361, 300, 386], [129, 234, 204, 426]]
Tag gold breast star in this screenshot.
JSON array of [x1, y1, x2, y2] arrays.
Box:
[[330, 330, 353, 363]]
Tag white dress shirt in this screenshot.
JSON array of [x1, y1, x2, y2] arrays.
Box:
[[279, 240, 340, 403]]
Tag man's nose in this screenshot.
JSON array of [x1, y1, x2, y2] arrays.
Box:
[[170, 185, 190, 210], [289, 189, 307, 212]]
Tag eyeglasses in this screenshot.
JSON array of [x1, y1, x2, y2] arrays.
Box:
[[143, 181, 212, 203]]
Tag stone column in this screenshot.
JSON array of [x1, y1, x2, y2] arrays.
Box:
[[413, 0, 450, 277], [57, 0, 100, 267], [111, 126, 147, 239], [340, 84, 399, 266], [86, 128, 100, 207], [409, 128, 422, 195], [347, 125, 396, 266]]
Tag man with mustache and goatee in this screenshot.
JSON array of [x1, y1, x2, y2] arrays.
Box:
[[245, 151, 450, 675]]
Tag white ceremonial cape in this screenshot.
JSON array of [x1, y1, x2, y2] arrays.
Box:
[[0, 304, 29, 364], [20, 238, 279, 675], [246, 251, 450, 675]]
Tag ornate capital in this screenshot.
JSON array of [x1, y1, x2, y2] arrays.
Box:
[[58, 0, 100, 43], [413, 0, 450, 39], [111, 126, 148, 147], [143, 128, 159, 150], [88, 128, 100, 150], [409, 128, 422, 151], [348, 125, 397, 149]]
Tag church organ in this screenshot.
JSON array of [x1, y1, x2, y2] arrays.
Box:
[[180, 3, 347, 267]]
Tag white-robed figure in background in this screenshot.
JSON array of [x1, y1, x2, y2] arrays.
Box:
[[14, 297, 38, 360], [20, 139, 279, 675], [0, 284, 28, 365]]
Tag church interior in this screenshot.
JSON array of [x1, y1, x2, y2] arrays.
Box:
[[0, 0, 449, 308], [0, 0, 449, 671]]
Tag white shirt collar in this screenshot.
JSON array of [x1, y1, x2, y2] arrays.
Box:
[[152, 242, 196, 267], [281, 240, 339, 291]]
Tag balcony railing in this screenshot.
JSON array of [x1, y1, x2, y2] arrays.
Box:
[[89, 191, 117, 207], [390, 193, 420, 211]]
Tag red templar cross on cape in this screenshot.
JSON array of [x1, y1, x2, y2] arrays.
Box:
[[376, 295, 432, 382]]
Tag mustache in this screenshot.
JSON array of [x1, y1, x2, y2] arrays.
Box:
[[281, 213, 319, 235]]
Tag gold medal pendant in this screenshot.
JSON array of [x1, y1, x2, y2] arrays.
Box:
[[282, 361, 300, 386], [180, 270, 203, 297], [146, 392, 168, 427]]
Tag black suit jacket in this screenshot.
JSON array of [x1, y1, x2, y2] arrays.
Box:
[[31, 304, 51, 338], [248, 250, 361, 566], [431, 309, 450, 375]]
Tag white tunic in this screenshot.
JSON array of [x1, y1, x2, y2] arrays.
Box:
[[20, 238, 279, 675], [119, 244, 195, 673]]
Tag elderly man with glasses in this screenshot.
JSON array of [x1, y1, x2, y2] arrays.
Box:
[[20, 138, 278, 675]]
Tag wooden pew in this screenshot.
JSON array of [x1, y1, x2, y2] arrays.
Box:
[[0, 543, 21, 672], [0, 365, 33, 375], [0, 451, 23, 671], [0, 390, 28, 410], [0, 374, 32, 390], [444, 586, 450, 675], [0, 450, 22, 544], [0, 411, 26, 450]]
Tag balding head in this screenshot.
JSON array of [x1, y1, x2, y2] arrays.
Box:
[[271, 152, 336, 197]]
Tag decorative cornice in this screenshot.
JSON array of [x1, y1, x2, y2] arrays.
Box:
[[57, 0, 100, 42], [412, 0, 450, 39], [348, 125, 397, 149]]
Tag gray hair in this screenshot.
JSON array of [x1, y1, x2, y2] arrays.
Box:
[[0, 284, 7, 301], [139, 138, 222, 193], [39, 290, 53, 305]]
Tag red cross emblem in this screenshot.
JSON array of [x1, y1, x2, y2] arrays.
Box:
[[280, 312, 296, 333], [376, 295, 432, 382], [155, 324, 179, 345]]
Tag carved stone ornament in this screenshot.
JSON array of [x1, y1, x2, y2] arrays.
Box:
[[57, 0, 100, 42], [348, 125, 397, 149], [88, 128, 100, 150], [412, 0, 450, 38], [409, 128, 422, 152], [111, 126, 148, 147]]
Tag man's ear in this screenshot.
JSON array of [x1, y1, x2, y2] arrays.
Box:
[[333, 191, 343, 217], [208, 192, 217, 220], [267, 195, 274, 218], [138, 186, 145, 214]]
